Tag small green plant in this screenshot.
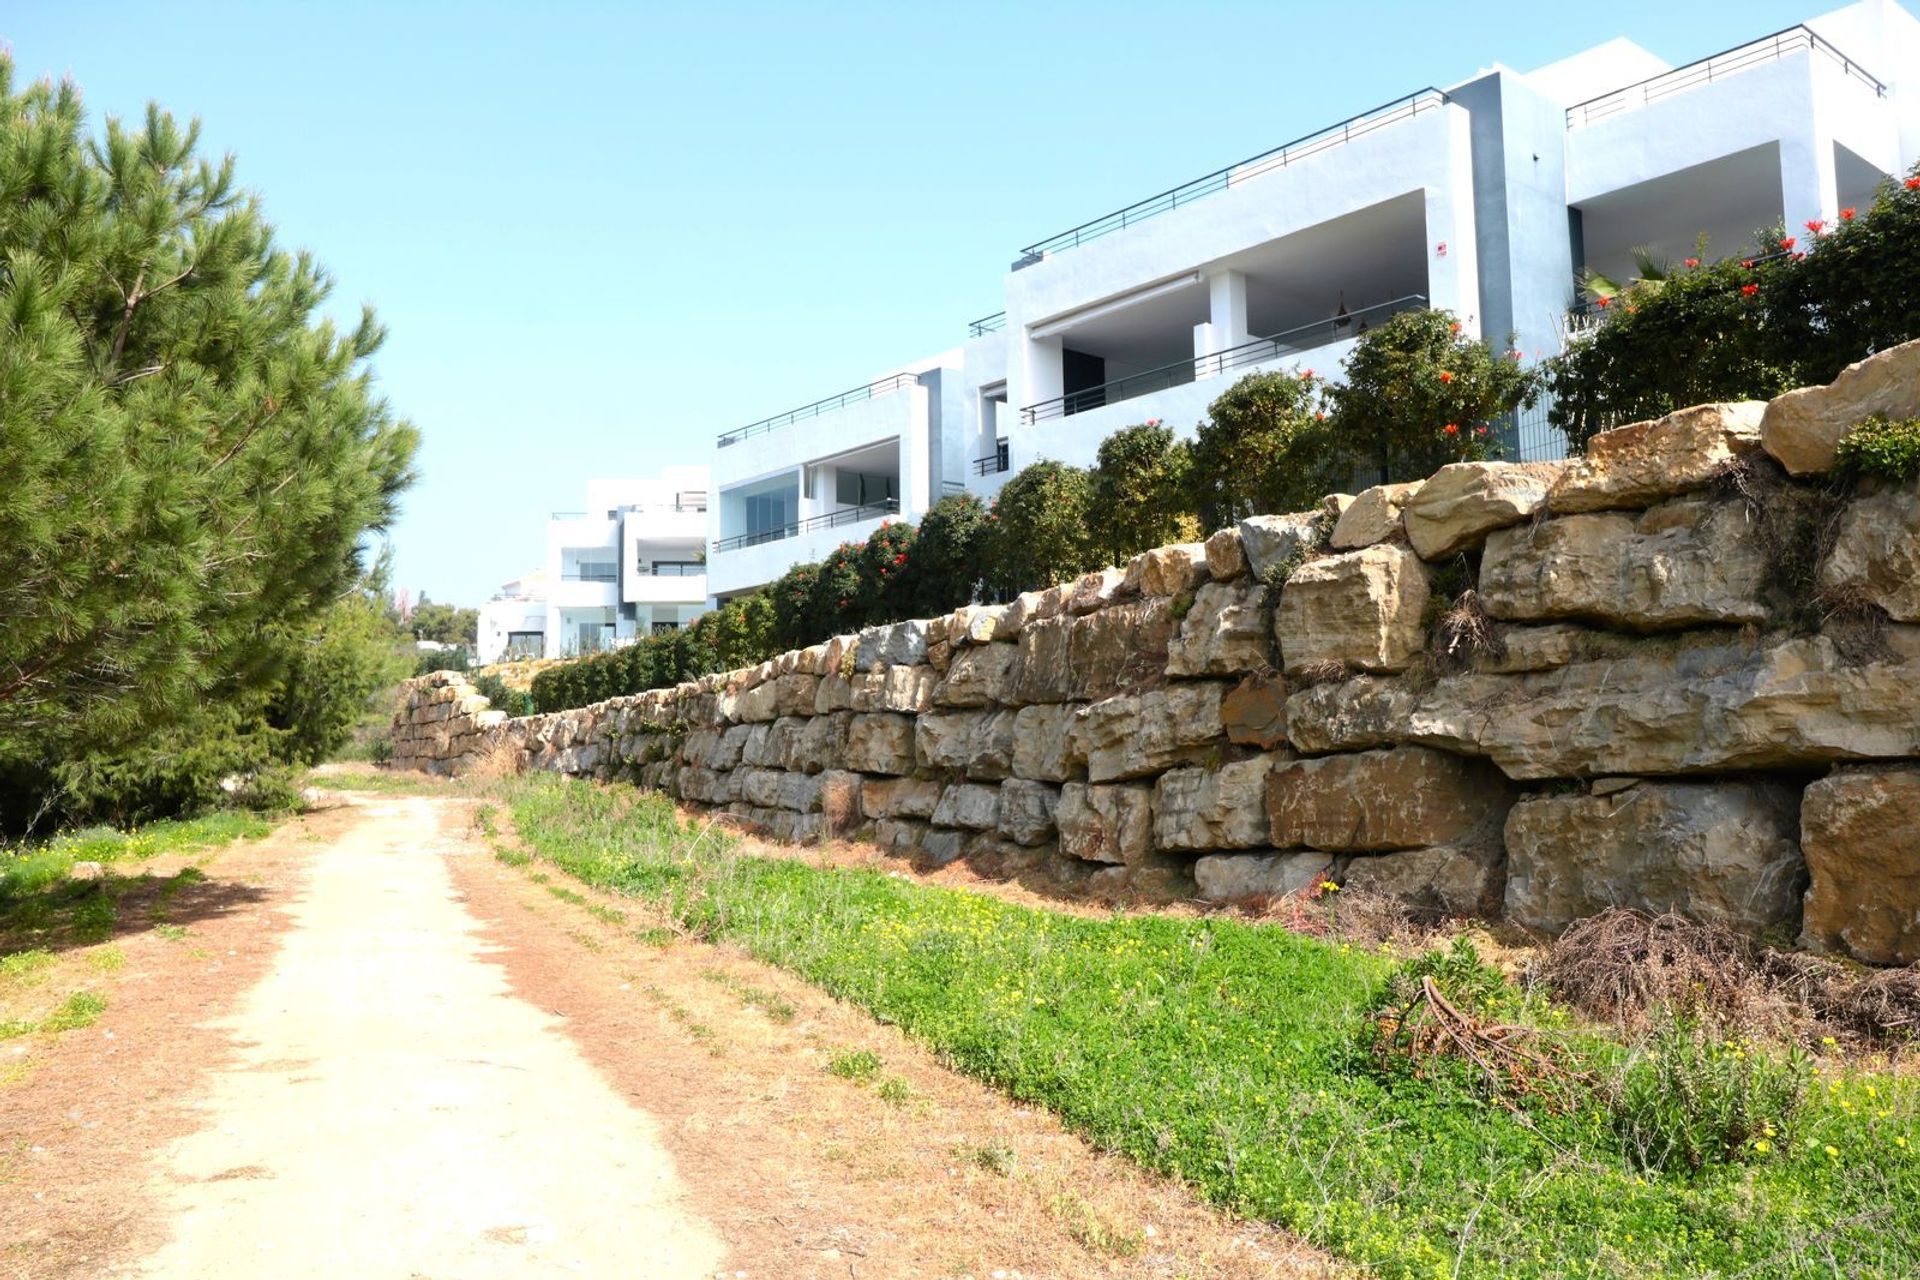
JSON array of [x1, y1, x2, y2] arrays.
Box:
[[40, 989, 106, 1032], [701, 969, 796, 1023], [1607, 1015, 1810, 1173], [1834, 414, 1920, 483], [957, 1139, 1014, 1175], [0, 948, 54, 984], [155, 923, 190, 941], [827, 1048, 883, 1081], [875, 1075, 914, 1104], [1049, 1190, 1141, 1259]]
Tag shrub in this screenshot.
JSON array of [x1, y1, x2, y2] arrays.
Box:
[[811, 541, 868, 637], [413, 645, 470, 676], [987, 460, 1099, 596], [900, 492, 991, 617], [1330, 309, 1541, 483], [1188, 371, 1335, 528], [770, 561, 823, 653], [471, 673, 530, 719], [1089, 421, 1199, 562], [858, 519, 917, 625], [1607, 1015, 1810, 1173], [1833, 414, 1920, 483]]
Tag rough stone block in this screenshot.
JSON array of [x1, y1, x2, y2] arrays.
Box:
[[843, 712, 917, 774], [1331, 481, 1422, 550], [1011, 703, 1081, 782], [1220, 671, 1288, 749], [931, 782, 1001, 830], [1123, 542, 1209, 598], [915, 709, 1018, 780], [1152, 755, 1286, 850], [1800, 766, 1920, 965], [997, 779, 1061, 846], [1074, 682, 1228, 782], [1237, 512, 1322, 579], [1204, 526, 1249, 580], [1820, 480, 1920, 621], [1167, 580, 1273, 677], [855, 620, 929, 671], [1069, 598, 1175, 699], [1761, 338, 1920, 475], [1548, 402, 1766, 513], [1342, 844, 1505, 918], [1402, 461, 1563, 559], [933, 643, 1021, 707], [1194, 851, 1334, 903], [1057, 782, 1153, 865], [861, 776, 943, 821], [1266, 747, 1510, 852], [1275, 544, 1430, 675]]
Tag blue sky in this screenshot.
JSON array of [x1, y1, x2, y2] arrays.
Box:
[[5, 0, 1822, 605]]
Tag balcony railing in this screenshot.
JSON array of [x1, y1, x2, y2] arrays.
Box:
[[711, 499, 900, 553], [716, 373, 922, 448], [968, 312, 1007, 337], [972, 442, 1011, 476], [1566, 25, 1884, 128], [561, 567, 618, 582], [1021, 294, 1427, 424], [635, 562, 705, 577], [1015, 89, 1450, 265]]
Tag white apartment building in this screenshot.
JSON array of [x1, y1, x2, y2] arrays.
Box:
[[542, 1, 1918, 611], [477, 468, 710, 663]]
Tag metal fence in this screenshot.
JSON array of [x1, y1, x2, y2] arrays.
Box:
[[711, 499, 901, 553], [716, 374, 922, 448], [1567, 25, 1883, 128]]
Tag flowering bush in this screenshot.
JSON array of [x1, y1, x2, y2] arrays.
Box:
[[1089, 421, 1198, 562], [1188, 369, 1336, 528]]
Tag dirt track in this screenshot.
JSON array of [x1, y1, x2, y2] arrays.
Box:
[[2, 784, 1334, 1280]]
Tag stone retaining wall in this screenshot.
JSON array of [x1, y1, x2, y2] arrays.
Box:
[[394, 341, 1920, 966]]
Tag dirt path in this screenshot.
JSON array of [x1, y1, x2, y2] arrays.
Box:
[[120, 794, 724, 1278]]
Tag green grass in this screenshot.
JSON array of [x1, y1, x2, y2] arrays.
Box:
[[827, 1048, 883, 1081], [0, 989, 107, 1041], [494, 772, 1920, 1278]]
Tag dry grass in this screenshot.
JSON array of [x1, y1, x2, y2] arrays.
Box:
[[1428, 588, 1506, 675]]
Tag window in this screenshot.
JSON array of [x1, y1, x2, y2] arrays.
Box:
[[505, 631, 543, 659], [651, 620, 681, 635], [834, 469, 898, 507], [646, 560, 703, 577]]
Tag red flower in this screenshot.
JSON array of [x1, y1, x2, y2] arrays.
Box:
[[1507, 349, 1523, 361], [893, 553, 906, 565], [1741, 259, 1755, 269], [1443, 423, 1459, 436], [1299, 368, 1314, 380], [1779, 236, 1796, 251], [1314, 411, 1327, 421], [1794, 251, 1806, 261], [1684, 257, 1701, 269], [1475, 425, 1490, 436], [1907, 177, 1920, 190], [1438, 370, 1454, 383], [1741, 283, 1760, 296], [1449, 321, 1462, 334], [1596, 296, 1611, 308], [1807, 219, 1827, 234], [1842, 206, 1858, 221]]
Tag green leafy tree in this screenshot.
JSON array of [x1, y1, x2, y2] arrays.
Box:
[[987, 461, 1098, 596], [0, 64, 417, 826], [408, 600, 478, 647], [1767, 174, 1920, 386], [810, 542, 868, 637], [900, 492, 991, 617], [1188, 371, 1337, 528], [1089, 421, 1199, 562], [769, 561, 822, 653], [858, 519, 917, 625], [1330, 309, 1541, 483]]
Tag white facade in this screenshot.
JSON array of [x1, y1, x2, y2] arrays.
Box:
[[476, 569, 550, 665]]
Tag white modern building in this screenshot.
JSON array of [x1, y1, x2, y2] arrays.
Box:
[[476, 468, 710, 663]]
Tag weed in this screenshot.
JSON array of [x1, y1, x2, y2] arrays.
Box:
[[1608, 1016, 1811, 1173], [876, 1075, 914, 1104], [40, 990, 105, 1033], [1833, 414, 1920, 482], [701, 969, 796, 1023], [1049, 1190, 1141, 1258], [155, 924, 190, 942], [957, 1139, 1014, 1175], [633, 926, 677, 948], [0, 949, 53, 985], [86, 946, 125, 973], [827, 1049, 883, 1081]]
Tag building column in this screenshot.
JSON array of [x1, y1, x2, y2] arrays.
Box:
[[1780, 127, 1839, 238], [1194, 269, 1252, 374]]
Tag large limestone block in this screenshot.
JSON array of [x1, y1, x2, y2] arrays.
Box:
[[676, 766, 738, 806], [843, 712, 917, 774], [950, 604, 1007, 646], [772, 674, 820, 718], [1504, 781, 1804, 935], [1291, 635, 1920, 778], [1221, 671, 1288, 749], [1069, 598, 1175, 699], [1801, 766, 1920, 965], [933, 644, 1021, 707], [854, 620, 929, 671], [733, 680, 781, 724], [736, 768, 783, 809], [1123, 542, 1209, 597], [931, 782, 1001, 831], [1548, 402, 1766, 513], [1403, 461, 1564, 559], [1342, 844, 1505, 918], [775, 771, 826, 814], [1067, 567, 1127, 615], [1193, 851, 1334, 903], [1479, 498, 1769, 630], [1274, 544, 1430, 674], [1204, 527, 1249, 580], [1012, 615, 1075, 704], [1331, 481, 1422, 550], [1056, 783, 1153, 864], [1761, 338, 1920, 475], [915, 708, 1018, 780], [1820, 481, 1920, 621], [1011, 703, 1082, 782], [1152, 755, 1286, 851], [997, 779, 1061, 846], [1267, 747, 1510, 852], [861, 776, 943, 821], [1167, 580, 1273, 677], [1074, 682, 1228, 782], [785, 712, 850, 774], [1237, 512, 1323, 580]]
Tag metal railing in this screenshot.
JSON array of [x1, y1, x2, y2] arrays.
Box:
[[1015, 89, 1450, 265], [1567, 25, 1884, 128], [968, 312, 1007, 337], [941, 480, 965, 496], [550, 510, 590, 520], [635, 562, 704, 577], [1021, 294, 1427, 424], [972, 443, 1010, 476], [716, 373, 922, 448], [561, 568, 618, 582], [711, 498, 900, 553]]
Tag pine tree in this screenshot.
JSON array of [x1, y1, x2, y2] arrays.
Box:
[[0, 61, 418, 825]]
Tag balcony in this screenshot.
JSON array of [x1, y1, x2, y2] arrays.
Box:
[[972, 441, 1010, 476], [1013, 89, 1449, 266], [560, 567, 618, 582], [712, 499, 900, 553], [968, 312, 1007, 337], [716, 373, 922, 448], [1021, 294, 1426, 424], [1566, 25, 1884, 129]]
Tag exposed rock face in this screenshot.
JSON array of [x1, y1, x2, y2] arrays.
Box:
[[931, 782, 1001, 831], [1266, 747, 1511, 851], [916, 709, 1018, 780], [1331, 481, 1421, 549], [997, 779, 1062, 847], [1343, 844, 1505, 918], [1011, 703, 1080, 782], [1548, 402, 1766, 513], [1220, 672, 1288, 749], [1274, 545, 1429, 674], [1402, 461, 1563, 559], [1237, 512, 1322, 579], [855, 620, 928, 671], [1068, 598, 1175, 699], [1504, 781, 1804, 934], [1067, 567, 1126, 615], [1166, 581, 1272, 676], [1819, 480, 1920, 621], [933, 644, 1020, 707], [1479, 498, 1769, 630], [1204, 527, 1248, 580], [1800, 767, 1920, 965], [1124, 542, 1208, 597], [1151, 755, 1285, 851], [1291, 636, 1920, 778], [1074, 682, 1229, 782], [842, 712, 917, 775], [1761, 338, 1920, 475], [861, 776, 943, 820], [1056, 783, 1153, 864], [1193, 851, 1333, 903]]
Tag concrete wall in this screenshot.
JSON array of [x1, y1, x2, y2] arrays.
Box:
[[407, 344, 1920, 968]]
